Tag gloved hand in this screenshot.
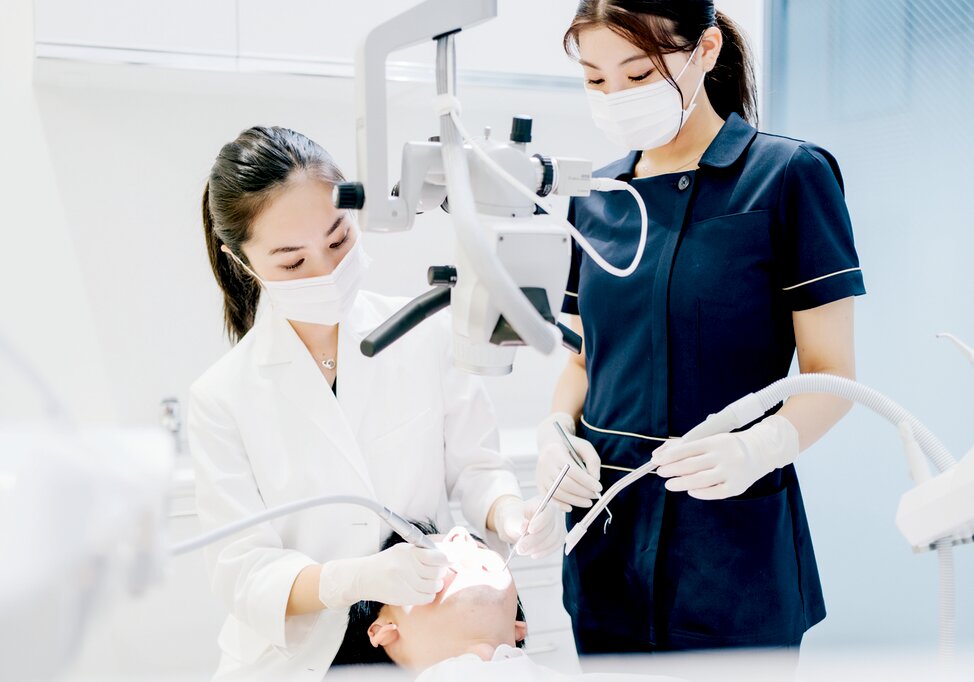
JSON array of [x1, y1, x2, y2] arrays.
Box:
[[491, 495, 566, 559], [535, 412, 602, 511], [318, 543, 449, 609], [651, 415, 800, 500]]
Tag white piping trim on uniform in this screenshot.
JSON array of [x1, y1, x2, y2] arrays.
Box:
[[782, 267, 862, 292], [564, 290, 578, 298], [580, 415, 672, 442]]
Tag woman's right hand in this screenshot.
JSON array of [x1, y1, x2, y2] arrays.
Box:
[[535, 412, 602, 512], [318, 544, 449, 609]]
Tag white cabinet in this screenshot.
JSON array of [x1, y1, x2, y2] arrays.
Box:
[[236, 0, 434, 66], [34, 0, 583, 87], [237, 0, 580, 78], [451, 0, 580, 78], [34, 0, 237, 55]]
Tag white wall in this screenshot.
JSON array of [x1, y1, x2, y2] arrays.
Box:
[[766, 0, 974, 657], [0, 2, 117, 424]]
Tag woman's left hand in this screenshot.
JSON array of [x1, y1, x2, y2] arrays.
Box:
[[651, 415, 800, 500]]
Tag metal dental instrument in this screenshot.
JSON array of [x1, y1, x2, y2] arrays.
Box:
[[555, 420, 663, 475], [501, 462, 571, 570], [553, 421, 587, 470], [554, 420, 661, 535]]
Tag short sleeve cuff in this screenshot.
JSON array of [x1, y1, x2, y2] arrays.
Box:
[[562, 291, 580, 315], [783, 268, 866, 311]]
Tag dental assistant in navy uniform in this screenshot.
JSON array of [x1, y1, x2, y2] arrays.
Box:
[[535, 0, 866, 655]]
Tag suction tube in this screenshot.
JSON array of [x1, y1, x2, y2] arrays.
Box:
[[684, 373, 954, 472]]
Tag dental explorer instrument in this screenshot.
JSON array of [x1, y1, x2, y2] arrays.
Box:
[[501, 462, 571, 570], [553, 421, 588, 470]]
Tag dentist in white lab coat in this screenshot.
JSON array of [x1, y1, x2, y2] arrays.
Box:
[[190, 126, 564, 680]]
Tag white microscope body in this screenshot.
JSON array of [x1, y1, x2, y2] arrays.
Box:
[[333, 0, 597, 375]]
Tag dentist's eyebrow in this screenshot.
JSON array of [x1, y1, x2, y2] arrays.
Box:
[[268, 245, 303, 255], [325, 214, 344, 236], [267, 216, 344, 255], [579, 53, 648, 69]]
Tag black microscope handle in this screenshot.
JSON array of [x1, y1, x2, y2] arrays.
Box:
[[360, 287, 452, 358], [557, 321, 583, 354]]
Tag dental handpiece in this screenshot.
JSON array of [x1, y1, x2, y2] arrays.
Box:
[[383, 508, 437, 550], [170, 495, 435, 557], [502, 462, 572, 570]]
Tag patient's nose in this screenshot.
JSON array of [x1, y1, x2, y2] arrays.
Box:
[[444, 526, 476, 546]]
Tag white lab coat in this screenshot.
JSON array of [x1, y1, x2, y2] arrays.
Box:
[[188, 290, 521, 680]]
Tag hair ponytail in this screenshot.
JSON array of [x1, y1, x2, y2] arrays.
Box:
[[202, 126, 346, 344], [202, 181, 260, 343], [708, 10, 757, 125], [564, 1, 758, 126]]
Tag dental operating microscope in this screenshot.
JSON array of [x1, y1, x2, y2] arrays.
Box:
[[331, 0, 648, 375]]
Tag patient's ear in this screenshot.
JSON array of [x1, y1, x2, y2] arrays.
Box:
[[514, 619, 528, 645], [368, 620, 400, 648]]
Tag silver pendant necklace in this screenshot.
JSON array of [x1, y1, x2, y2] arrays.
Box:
[[321, 357, 336, 370]]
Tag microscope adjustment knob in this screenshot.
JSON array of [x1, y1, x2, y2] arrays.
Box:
[[533, 153, 555, 197], [333, 182, 366, 210], [510, 115, 533, 144]]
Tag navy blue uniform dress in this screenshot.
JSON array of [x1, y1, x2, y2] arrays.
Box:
[[561, 113, 866, 653]]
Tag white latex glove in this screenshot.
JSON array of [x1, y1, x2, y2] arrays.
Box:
[[535, 412, 602, 512], [318, 544, 449, 609], [651, 415, 800, 500], [491, 495, 567, 559]]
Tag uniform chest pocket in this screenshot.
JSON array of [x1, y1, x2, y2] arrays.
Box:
[[679, 210, 774, 303]]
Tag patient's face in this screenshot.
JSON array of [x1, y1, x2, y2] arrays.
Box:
[[367, 526, 524, 669]]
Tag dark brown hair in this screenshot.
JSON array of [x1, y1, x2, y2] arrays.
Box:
[[565, 0, 758, 125], [202, 126, 345, 343]]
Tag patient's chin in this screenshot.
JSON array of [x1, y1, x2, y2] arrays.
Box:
[[440, 577, 512, 606]]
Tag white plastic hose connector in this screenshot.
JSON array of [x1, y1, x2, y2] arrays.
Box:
[[432, 93, 462, 118]]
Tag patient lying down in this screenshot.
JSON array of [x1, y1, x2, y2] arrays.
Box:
[[334, 522, 679, 681]]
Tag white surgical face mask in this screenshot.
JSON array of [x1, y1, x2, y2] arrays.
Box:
[[586, 44, 706, 151], [228, 239, 371, 325]]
